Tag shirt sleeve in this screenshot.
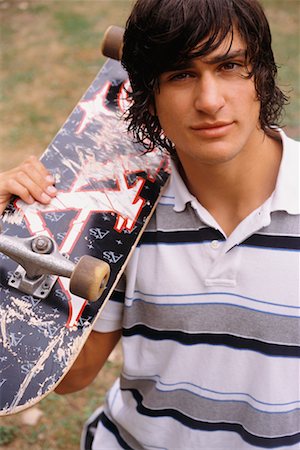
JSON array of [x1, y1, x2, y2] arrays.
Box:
[[92, 276, 125, 333]]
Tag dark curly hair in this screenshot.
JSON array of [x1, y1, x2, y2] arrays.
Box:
[[121, 0, 288, 153]]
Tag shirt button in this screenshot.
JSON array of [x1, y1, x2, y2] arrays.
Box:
[[211, 240, 220, 249]]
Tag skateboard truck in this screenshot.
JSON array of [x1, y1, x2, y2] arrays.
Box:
[[0, 234, 110, 302]]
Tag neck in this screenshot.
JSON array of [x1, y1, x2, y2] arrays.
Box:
[[178, 130, 283, 236]]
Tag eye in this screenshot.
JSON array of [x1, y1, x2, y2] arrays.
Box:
[[169, 71, 194, 81], [222, 62, 238, 70], [221, 62, 243, 72]]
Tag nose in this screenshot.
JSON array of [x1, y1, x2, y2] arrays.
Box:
[[194, 73, 225, 115]]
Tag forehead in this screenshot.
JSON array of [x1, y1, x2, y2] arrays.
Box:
[[162, 27, 247, 74], [194, 28, 247, 61], [163, 29, 247, 73]]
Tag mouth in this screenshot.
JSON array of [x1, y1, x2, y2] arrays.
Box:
[[190, 122, 234, 137]]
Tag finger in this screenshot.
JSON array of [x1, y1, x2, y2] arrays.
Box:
[[4, 178, 35, 205], [23, 166, 57, 198], [21, 157, 55, 190], [0, 156, 57, 212], [12, 172, 53, 204], [25, 155, 49, 176]]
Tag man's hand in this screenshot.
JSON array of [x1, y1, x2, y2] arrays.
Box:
[[0, 155, 57, 215]]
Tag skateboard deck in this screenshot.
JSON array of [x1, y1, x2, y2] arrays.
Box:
[[0, 34, 170, 415]]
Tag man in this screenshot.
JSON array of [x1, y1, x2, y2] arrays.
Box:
[[0, 0, 299, 449]]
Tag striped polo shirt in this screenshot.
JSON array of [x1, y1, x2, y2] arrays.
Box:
[[91, 130, 300, 449]]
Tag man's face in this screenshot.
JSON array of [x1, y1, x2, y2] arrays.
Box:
[[153, 30, 262, 167]]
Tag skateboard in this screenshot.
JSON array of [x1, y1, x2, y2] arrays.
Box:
[[0, 26, 170, 415]]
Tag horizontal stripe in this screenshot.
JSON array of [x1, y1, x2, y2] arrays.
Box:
[[241, 234, 300, 250], [160, 195, 175, 200], [110, 289, 125, 304], [121, 376, 300, 437], [123, 300, 300, 345], [122, 339, 300, 407], [260, 211, 300, 236], [138, 229, 300, 251], [146, 202, 205, 232], [122, 372, 300, 414], [123, 325, 300, 357], [126, 291, 300, 317], [138, 229, 225, 245], [157, 199, 175, 207], [123, 386, 300, 448]]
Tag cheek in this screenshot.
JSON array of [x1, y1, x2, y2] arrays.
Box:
[[155, 88, 188, 125], [229, 80, 260, 131], [155, 100, 185, 142], [246, 97, 261, 131], [157, 112, 183, 145], [242, 82, 260, 116]]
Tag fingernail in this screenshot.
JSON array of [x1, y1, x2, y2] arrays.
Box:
[[46, 185, 57, 195], [46, 175, 55, 183], [41, 193, 51, 203]]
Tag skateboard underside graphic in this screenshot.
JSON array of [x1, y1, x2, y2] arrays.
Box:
[[0, 58, 170, 415]]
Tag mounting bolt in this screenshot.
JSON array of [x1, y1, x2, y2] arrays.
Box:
[[31, 236, 53, 254]]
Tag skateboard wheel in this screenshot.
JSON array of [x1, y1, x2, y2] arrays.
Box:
[[102, 26, 124, 61], [70, 256, 110, 302]]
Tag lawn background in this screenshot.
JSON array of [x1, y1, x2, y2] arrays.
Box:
[[0, 0, 299, 449]]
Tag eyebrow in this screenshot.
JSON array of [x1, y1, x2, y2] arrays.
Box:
[[167, 49, 247, 72], [203, 49, 247, 65]]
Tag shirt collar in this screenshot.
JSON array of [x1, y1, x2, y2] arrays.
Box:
[[171, 129, 300, 214], [170, 160, 195, 212], [270, 129, 300, 214]]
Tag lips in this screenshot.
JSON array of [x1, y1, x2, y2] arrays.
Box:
[[191, 121, 233, 130], [190, 121, 234, 137]]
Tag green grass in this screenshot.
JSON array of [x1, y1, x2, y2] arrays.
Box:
[[261, 0, 300, 134], [0, 425, 18, 445], [0, 0, 132, 170]]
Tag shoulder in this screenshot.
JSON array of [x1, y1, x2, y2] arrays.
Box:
[[270, 129, 300, 215]]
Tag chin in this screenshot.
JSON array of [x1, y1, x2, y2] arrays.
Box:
[[192, 145, 241, 166]]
